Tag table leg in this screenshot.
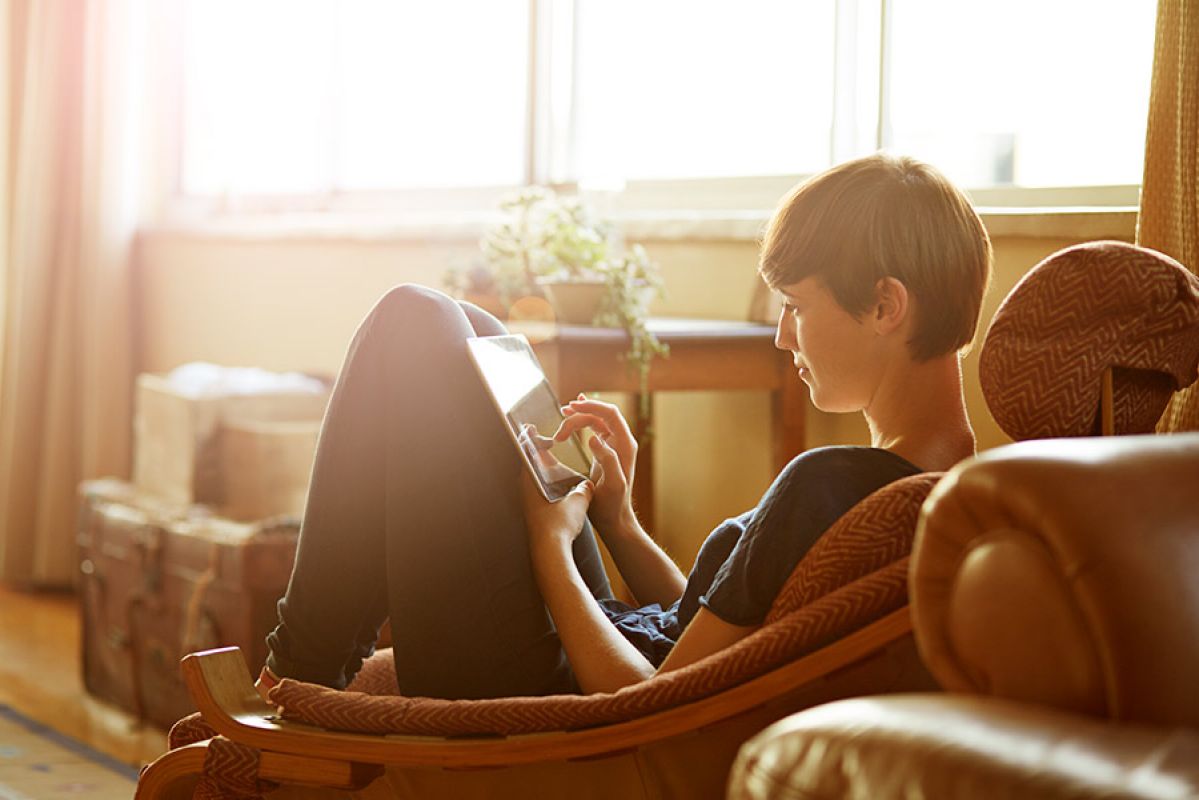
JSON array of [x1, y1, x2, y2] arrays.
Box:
[[772, 371, 807, 472]]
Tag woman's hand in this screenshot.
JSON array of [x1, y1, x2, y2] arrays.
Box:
[[553, 395, 638, 535], [519, 470, 593, 554], [548, 395, 683, 609]]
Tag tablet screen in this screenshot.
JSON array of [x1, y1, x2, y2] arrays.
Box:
[[467, 335, 593, 501]]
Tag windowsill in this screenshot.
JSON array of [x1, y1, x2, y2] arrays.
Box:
[[141, 206, 1138, 246], [973, 207, 1137, 240]]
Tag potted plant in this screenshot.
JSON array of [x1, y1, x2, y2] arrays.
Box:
[[445, 188, 668, 401]]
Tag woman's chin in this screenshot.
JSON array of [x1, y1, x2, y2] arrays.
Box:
[[804, 385, 830, 412], [807, 388, 860, 415]]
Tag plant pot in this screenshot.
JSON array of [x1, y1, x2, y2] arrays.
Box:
[[537, 279, 608, 325]]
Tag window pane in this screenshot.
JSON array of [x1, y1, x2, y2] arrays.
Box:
[[886, 0, 1157, 188], [333, 1, 529, 191], [182, 1, 331, 195], [181, 0, 528, 196], [573, 0, 836, 184]]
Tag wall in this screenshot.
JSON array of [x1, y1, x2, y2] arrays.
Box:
[[135, 213, 1133, 566]]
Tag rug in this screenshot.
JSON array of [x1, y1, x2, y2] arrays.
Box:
[[0, 705, 137, 800]]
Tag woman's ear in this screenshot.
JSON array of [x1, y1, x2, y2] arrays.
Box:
[[872, 277, 910, 335]]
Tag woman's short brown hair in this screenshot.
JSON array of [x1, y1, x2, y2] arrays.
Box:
[[759, 153, 992, 360]]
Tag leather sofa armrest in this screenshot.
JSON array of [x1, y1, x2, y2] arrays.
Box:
[[911, 433, 1199, 726], [728, 695, 1199, 800]]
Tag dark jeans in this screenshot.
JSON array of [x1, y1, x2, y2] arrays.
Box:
[[265, 285, 614, 699]]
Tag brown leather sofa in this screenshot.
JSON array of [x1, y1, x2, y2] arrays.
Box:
[[729, 432, 1199, 799]]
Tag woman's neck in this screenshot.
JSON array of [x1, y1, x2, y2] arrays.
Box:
[[864, 353, 975, 473]]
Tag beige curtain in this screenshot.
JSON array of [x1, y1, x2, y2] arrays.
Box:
[[1139, 0, 1199, 432], [0, 1, 147, 586]]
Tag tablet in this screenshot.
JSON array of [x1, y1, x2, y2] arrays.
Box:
[[466, 334, 593, 502]]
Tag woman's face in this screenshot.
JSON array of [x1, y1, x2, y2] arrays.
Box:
[[773, 276, 881, 413]]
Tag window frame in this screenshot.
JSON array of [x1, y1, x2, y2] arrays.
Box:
[[160, 0, 1145, 225]]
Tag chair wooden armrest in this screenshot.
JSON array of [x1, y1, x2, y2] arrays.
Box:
[[135, 739, 385, 800], [134, 742, 206, 800]]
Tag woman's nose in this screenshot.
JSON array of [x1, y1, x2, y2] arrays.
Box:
[[774, 308, 796, 352]]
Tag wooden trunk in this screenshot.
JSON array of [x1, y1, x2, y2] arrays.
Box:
[[77, 479, 299, 730]]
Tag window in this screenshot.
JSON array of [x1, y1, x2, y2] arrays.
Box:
[[571, 1, 835, 184], [175, 0, 1159, 210], [181, 0, 529, 197], [886, 0, 1156, 190]]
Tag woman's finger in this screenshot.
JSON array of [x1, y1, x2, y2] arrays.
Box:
[[552, 413, 613, 441], [588, 434, 626, 491], [568, 478, 594, 503], [566, 400, 637, 474], [562, 398, 634, 439], [561, 402, 633, 441]]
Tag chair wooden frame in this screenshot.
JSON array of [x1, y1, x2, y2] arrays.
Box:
[[135, 608, 915, 799]]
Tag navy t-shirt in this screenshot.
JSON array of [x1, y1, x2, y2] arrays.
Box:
[[598, 447, 921, 666]]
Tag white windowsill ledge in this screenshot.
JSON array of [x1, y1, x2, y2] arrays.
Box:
[[142, 206, 1138, 246]]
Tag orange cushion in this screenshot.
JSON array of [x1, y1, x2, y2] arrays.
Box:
[[766, 473, 941, 623], [980, 241, 1199, 440]]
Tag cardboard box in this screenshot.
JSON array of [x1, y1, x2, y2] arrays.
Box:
[[132, 367, 330, 520], [217, 419, 322, 520]]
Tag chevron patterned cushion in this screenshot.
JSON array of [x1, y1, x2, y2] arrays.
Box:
[[193, 736, 275, 800], [765, 473, 941, 624], [168, 712, 218, 749], [980, 241, 1199, 440], [345, 645, 402, 696], [269, 557, 909, 737]]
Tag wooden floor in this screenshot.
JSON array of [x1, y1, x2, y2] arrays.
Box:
[[0, 583, 168, 769]]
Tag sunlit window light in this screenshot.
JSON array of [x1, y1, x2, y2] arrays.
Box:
[[181, 0, 529, 197], [178, 0, 1158, 203]]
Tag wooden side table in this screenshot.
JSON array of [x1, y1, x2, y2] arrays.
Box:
[[517, 318, 807, 531]]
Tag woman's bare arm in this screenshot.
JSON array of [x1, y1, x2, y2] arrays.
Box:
[[657, 607, 758, 674], [586, 465, 685, 607], [522, 470, 758, 694], [531, 527, 658, 693]]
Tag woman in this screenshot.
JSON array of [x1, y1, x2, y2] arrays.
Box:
[[260, 153, 992, 699]]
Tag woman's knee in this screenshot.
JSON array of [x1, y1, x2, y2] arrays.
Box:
[[370, 283, 457, 326], [343, 284, 472, 365], [361, 284, 481, 350]]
